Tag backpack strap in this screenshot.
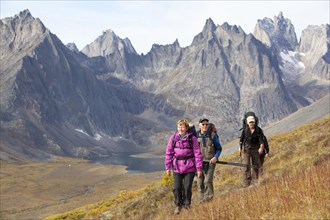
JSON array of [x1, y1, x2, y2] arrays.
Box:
[[172, 133, 193, 149], [239, 127, 247, 148], [188, 135, 193, 148]]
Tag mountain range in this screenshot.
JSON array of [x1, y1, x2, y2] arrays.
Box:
[[0, 10, 329, 161]]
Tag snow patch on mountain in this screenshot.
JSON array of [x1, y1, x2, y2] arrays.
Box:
[[75, 129, 90, 136], [280, 50, 305, 83]]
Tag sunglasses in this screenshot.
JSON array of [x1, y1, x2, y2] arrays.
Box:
[[201, 123, 209, 126]]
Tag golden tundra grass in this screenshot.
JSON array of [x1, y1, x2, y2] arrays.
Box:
[[45, 116, 330, 220], [0, 156, 163, 220]]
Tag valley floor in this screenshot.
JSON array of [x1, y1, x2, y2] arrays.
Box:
[[0, 157, 163, 220]]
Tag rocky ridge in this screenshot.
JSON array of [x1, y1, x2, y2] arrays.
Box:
[[0, 10, 329, 161]]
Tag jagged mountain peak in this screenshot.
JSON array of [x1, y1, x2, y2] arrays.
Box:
[[0, 9, 48, 63], [273, 11, 292, 33], [81, 28, 136, 57], [219, 22, 245, 36], [1, 9, 328, 162], [191, 18, 217, 45], [122, 37, 137, 54], [256, 17, 274, 32], [256, 11, 291, 32], [2, 9, 46, 33], [173, 38, 180, 46], [151, 39, 180, 50], [193, 19, 247, 46], [95, 29, 118, 44], [1, 9, 46, 33], [16, 9, 32, 19], [66, 42, 79, 53], [276, 11, 284, 20], [98, 29, 123, 43], [202, 18, 216, 33], [253, 11, 298, 51], [103, 29, 115, 34]]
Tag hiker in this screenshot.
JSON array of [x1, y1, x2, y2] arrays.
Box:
[[196, 118, 222, 203], [165, 119, 203, 215], [239, 112, 265, 187]]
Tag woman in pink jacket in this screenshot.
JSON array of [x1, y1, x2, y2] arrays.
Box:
[[165, 119, 203, 214]]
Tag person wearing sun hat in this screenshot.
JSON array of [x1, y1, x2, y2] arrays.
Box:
[[239, 113, 265, 187], [246, 116, 255, 124]]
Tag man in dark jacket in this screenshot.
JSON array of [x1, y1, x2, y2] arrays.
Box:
[[239, 115, 265, 187], [196, 118, 222, 202]]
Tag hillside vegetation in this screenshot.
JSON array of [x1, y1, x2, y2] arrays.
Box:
[[45, 116, 330, 220]]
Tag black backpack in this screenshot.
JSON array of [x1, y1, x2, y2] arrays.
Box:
[[188, 123, 197, 138], [262, 134, 270, 155], [239, 112, 269, 153], [240, 111, 259, 131]]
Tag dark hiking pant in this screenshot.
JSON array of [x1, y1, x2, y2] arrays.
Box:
[[243, 147, 261, 187], [259, 154, 265, 176], [197, 162, 216, 201], [173, 172, 195, 208]]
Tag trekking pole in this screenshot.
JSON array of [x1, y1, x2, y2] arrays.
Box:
[[203, 160, 257, 168], [239, 148, 242, 171]]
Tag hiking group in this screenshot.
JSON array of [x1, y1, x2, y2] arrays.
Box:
[[165, 112, 270, 215]]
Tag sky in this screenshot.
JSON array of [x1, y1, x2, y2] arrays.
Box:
[[1, 1, 329, 54]]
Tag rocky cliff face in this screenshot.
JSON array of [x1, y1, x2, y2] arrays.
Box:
[[1, 10, 328, 161], [253, 12, 329, 105], [253, 12, 298, 52], [116, 19, 297, 138], [299, 24, 330, 81], [0, 10, 47, 112], [0, 10, 181, 160]]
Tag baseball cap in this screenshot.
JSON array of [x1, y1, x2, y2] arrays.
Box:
[[199, 118, 209, 123]]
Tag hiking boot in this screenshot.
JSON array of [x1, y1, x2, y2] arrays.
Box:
[[183, 205, 190, 210], [242, 183, 250, 188], [200, 197, 212, 204], [174, 206, 181, 214], [199, 192, 204, 201]]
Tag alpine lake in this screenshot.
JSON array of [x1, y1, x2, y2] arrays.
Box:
[[92, 153, 165, 173]]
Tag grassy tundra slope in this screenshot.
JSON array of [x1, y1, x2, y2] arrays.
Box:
[[0, 157, 163, 220], [45, 116, 330, 220]]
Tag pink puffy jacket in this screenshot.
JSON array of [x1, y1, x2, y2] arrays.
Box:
[[165, 132, 203, 174]]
